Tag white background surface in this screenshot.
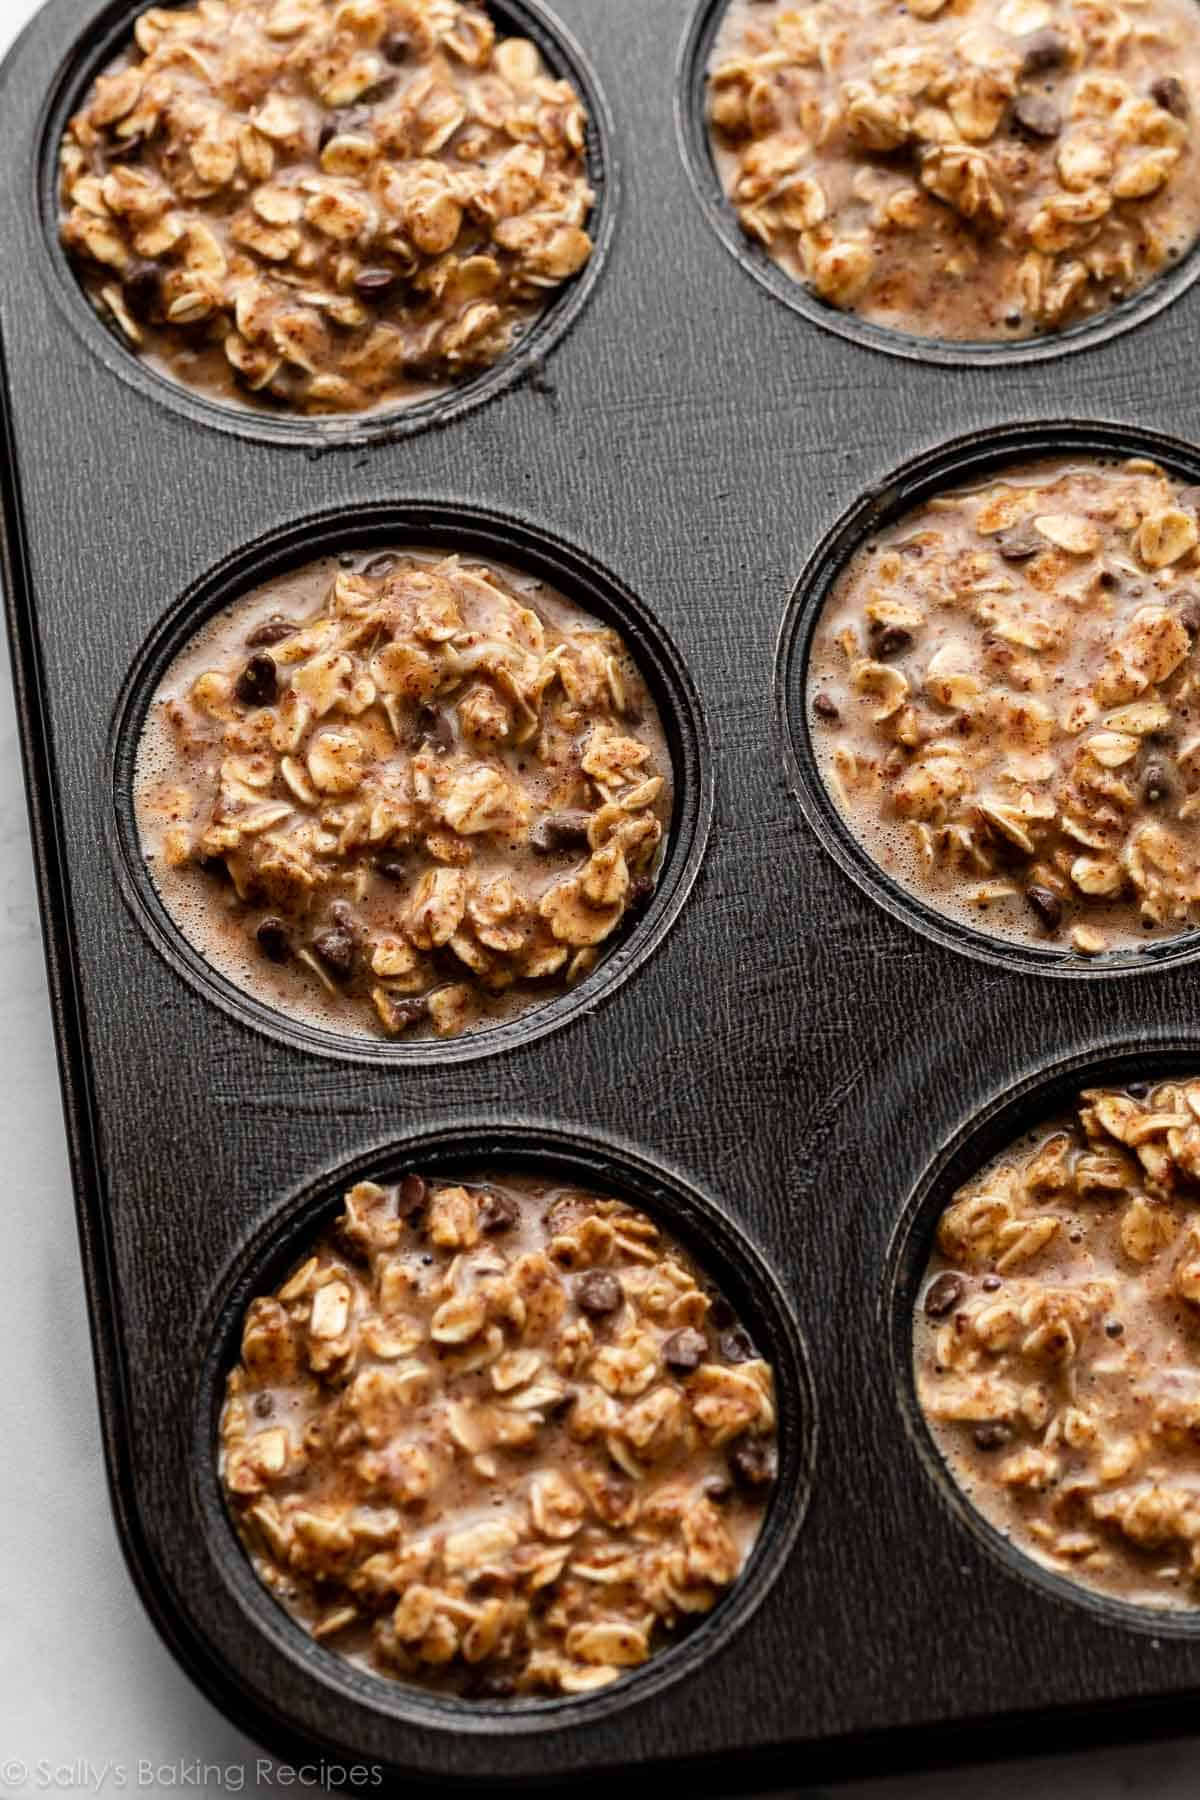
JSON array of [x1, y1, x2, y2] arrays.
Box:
[[2, 0, 1199, 1793]]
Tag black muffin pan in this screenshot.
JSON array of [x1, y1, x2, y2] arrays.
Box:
[[7, 0, 1200, 1787]]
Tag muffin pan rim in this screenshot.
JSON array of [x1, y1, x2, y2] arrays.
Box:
[[190, 1120, 817, 1738], [108, 497, 714, 1066], [885, 1035, 1200, 1641], [776, 416, 1200, 979], [32, 0, 619, 448], [675, 0, 1200, 370]]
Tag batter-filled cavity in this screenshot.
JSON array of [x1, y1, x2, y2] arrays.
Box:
[[916, 1076, 1200, 1610], [808, 455, 1200, 957], [707, 0, 1200, 341], [220, 1172, 779, 1695], [59, 0, 594, 415], [135, 549, 671, 1040]]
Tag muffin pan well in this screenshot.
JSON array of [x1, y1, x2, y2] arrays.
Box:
[[678, 0, 1200, 367], [112, 502, 710, 1064], [198, 1127, 814, 1724], [37, 0, 616, 445], [888, 1042, 1200, 1635], [13, 0, 1200, 1786], [777, 420, 1200, 978]]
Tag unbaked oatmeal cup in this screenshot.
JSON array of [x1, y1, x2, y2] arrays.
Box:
[[806, 452, 1200, 959], [706, 0, 1200, 343], [58, 0, 595, 415], [219, 1171, 779, 1696], [135, 546, 672, 1042], [914, 1073, 1200, 1612]]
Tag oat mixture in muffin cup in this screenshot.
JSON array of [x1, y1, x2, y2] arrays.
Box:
[[136, 548, 671, 1041], [916, 1076, 1200, 1611], [708, 0, 1200, 341], [59, 0, 594, 414], [221, 1173, 779, 1696], [808, 455, 1200, 956]]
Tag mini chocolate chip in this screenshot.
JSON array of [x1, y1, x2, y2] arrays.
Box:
[[531, 810, 592, 853], [253, 1392, 274, 1418], [398, 1174, 428, 1217], [431, 947, 469, 984], [992, 524, 1043, 561], [246, 614, 297, 648], [924, 1272, 966, 1318], [313, 924, 356, 978], [624, 873, 655, 917], [981, 1275, 1002, 1292], [1105, 1319, 1125, 1338], [255, 916, 290, 963], [1026, 884, 1063, 933], [381, 30, 411, 61], [662, 1327, 708, 1374], [1151, 75, 1189, 118], [1012, 93, 1062, 139], [329, 898, 356, 929], [375, 854, 408, 882], [234, 652, 278, 707], [478, 1190, 519, 1233], [353, 267, 399, 299], [704, 1476, 733, 1503], [1020, 26, 1070, 73], [728, 1436, 777, 1490], [378, 994, 429, 1034], [466, 1569, 511, 1598], [124, 260, 162, 321], [872, 623, 913, 658], [1143, 761, 1172, 804], [472, 1671, 516, 1700], [709, 1293, 735, 1328], [414, 704, 453, 752], [1004, 310, 1023, 328], [719, 1325, 755, 1363], [973, 1421, 1013, 1451], [813, 693, 840, 721], [577, 1271, 623, 1317], [1178, 594, 1200, 636]]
